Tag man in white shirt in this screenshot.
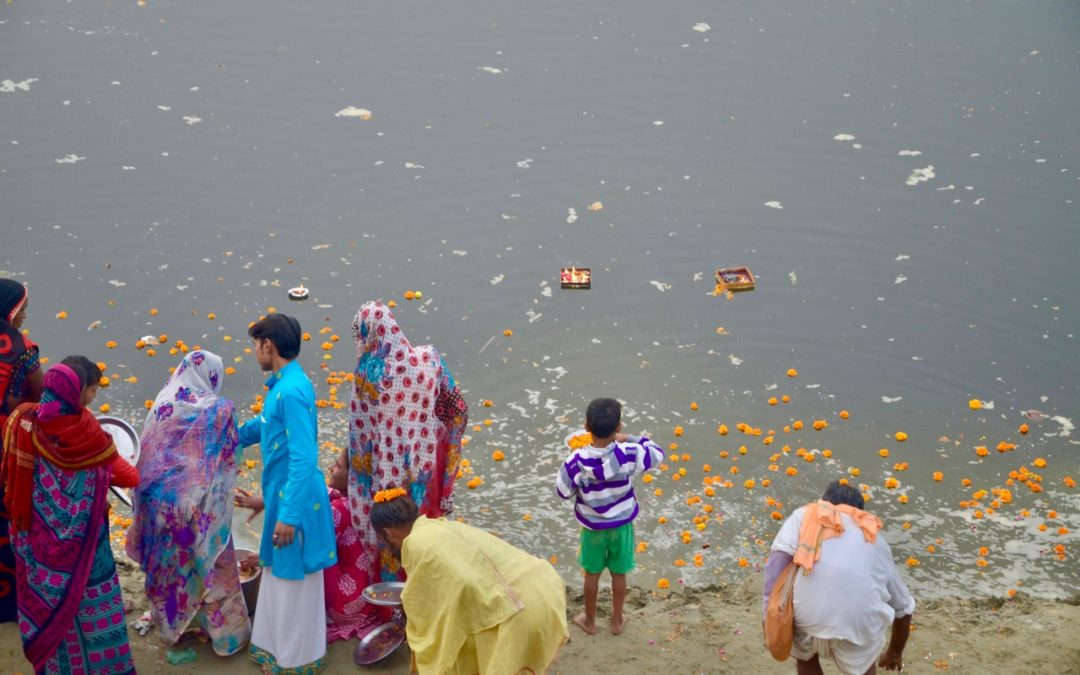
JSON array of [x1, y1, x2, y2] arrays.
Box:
[[764, 481, 916, 674]]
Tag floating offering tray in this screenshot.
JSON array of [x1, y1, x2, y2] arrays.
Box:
[[560, 267, 591, 289], [715, 266, 755, 292]]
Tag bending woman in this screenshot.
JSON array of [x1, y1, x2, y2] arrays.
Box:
[[126, 350, 251, 656], [0, 279, 43, 623], [346, 301, 468, 620], [2, 359, 138, 674]]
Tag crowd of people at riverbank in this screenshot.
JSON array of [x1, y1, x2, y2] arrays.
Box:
[[0, 278, 915, 675]]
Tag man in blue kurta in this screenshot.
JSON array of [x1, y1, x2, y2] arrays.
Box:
[[239, 313, 335, 674]]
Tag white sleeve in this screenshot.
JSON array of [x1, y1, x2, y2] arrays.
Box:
[[877, 536, 917, 617], [771, 507, 805, 556]]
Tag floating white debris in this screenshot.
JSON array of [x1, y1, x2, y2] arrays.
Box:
[[653, 120, 664, 126], [587, 201, 603, 212], [480, 66, 503, 74], [905, 165, 935, 186], [728, 354, 743, 366], [692, 22, 711, 32], [108, 279, 127, 288], [311, 243, 331, 250], [833, 133, 856, 141], [140, 335, 161, 346], [516, 158, 533, 169], [937, 184, 955, 191], [405, 162, 425, 169], [789, 271, 798, 285], [566, 208, 578, 224], [764, 201, 784, 209], [452, 250, 468, 256], [974, 197, 986, 205], [895, 254, 911, 261], [0, 78, 38, 93], [86, 320, 102, 331], [882, 395, 903, 403], [334, 106, 372, 120], [157, 105, 172, 111], [895, 275, 907, 285], [182, 116, 202, 125], [898, 150, 922, 156], [55, 154, 86, 164], [122, 166, 136, 171], [490, 274, 504, 286], [648, 280, 672, 292]]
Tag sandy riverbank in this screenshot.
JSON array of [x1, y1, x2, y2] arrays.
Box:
[[2, 562, 1078, 675]]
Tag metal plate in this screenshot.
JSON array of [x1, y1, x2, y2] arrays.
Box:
[[97, 416, 140, 464], [353, 619, 406, 666], [361, 581, 405, 607]]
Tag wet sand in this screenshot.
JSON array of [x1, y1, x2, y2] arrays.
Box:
[[2, 562, 1078, 675]]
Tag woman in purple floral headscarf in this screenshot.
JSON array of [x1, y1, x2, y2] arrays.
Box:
[[125, 350, 251, 655]]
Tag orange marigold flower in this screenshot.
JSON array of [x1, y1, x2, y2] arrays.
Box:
[[738, 557, 750, 568], [813, 420, 828, 431], [895, 431, 908, 442], [690, 401, 698, 411], [674, 559, 687, 567], [933, 471, 944, 482], [906, 557, 920, 567], [969, 399, 983, 410], [673, 426, 684, 437], [975, 446, 989, 457], [657, 578, 670, 590], [502, 329, 513, 337], [768, 397, 778, 406], [1065, 477, 1076, 488], [884, 477, 900, 489], [781, 395, 791, 404], [1033, 458, 1047, 468], [99, 403, 110, 413], [1019, 423, 1029, 435], [771, 511, 783, 520], [792, 420, 804, 431], [717, 424, 728, 436], [787, 368, 798, 378], [492, 450, 505, 461], [785, 467, 798, 477], [878, 448, 890, 458], [838, 410, 850, 419]]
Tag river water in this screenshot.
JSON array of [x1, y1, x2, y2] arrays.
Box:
[[2, 0, 1078, 598]]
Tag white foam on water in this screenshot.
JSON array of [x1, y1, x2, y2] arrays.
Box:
[[311, 244, 331, 250], [516, 158, 532, 169], [905, 165, 935, 186], [480, 66, 503, 74], [334, 106, 372, 119], [653, 120, 664, 126], [728, 354, 743, 366], [566, 208, 578, 224], [0, 78, 38, 92], [182, 116, 202, 125], [122, 166, 135, 171], [55, 154, 85, 164], [452, 250, 467, 256], [490, 274, 504, 286], [937, 184, 955, 191], [974, 197, 986, 205], [108, 279, 126, 287], [405, 162, 425, 169], [882, 395, 903, 403], [789, 271, 797, 285], [833, 133, 856, 141], [1048, 415, 1074, 437], [764, 201, 783, 209], [898, 150, 922, 156], [648, 280, 671, 292], [894, 275, 907, 285], [896, 254, 911, 261], [526, 309, 543, 323], [692, 22, 711, 32]]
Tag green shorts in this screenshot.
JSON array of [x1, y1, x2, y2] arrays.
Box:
[[578, 522, 636, 575]]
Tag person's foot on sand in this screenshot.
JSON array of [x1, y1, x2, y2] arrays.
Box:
[[611, 615, 629, 635], [573, 612, 597, 635]]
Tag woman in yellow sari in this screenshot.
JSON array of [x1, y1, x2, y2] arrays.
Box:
[[370, 488, 567, 674]]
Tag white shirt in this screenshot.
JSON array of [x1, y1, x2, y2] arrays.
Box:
[[772, 506, 917, 646]]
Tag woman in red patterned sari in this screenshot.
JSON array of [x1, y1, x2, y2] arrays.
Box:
[[0, 279, 43, 624]]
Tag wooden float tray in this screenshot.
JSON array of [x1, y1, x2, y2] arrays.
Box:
[[715, 266, 756, 292], [560, 267, 591, 290]]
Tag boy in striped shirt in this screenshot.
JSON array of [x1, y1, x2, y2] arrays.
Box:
[[555, 398, 664, 635]]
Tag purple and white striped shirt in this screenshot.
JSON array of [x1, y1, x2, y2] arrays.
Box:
[[555, 435, 665, 530]]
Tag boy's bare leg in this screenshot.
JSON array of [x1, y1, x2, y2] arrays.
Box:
[[795, 655, 825, 675], [610, 573, 628, 634], [574, 573, 600, 635]]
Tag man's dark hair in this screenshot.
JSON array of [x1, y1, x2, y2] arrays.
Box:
[[586, 398, 622, 439], [822, 480, 865, 510], [61, 355, 102, 390], [248, 313, 302, 360], [370, 490, 420, 532]]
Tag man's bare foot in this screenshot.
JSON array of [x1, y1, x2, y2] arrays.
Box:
[[573, 612, 598, 635], [611, 616, 629, 635]]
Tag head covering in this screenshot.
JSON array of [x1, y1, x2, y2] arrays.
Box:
[[145, 349, 224, 426], [0, 279, 27, 324], [126, 350, 241, 643], [37, 364, 82, 422], [347, 300, 468, 581]]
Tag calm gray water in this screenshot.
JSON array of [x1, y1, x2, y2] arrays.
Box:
[[3, 0, 1078, 598]]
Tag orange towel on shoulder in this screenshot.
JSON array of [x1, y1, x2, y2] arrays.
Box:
[[794, 500, 882, 572]]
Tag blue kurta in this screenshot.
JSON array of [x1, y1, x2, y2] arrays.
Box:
[[239, 360, 335, 580]]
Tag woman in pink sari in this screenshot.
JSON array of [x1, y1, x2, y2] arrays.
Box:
[[342, 301, 468, 636]]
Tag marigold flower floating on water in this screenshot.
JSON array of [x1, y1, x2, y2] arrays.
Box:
[[878, 448, 890, 458], [787, 368, 798, 378], [482, 399, 494, 407], [884, 477, 900, 490], [1065, 477, 1077, 489], [492, 450, 505, 461], [813, 419, 828, 431], [207, 313, 216, 320], [466, 477, 483, 489], [781, 395, 791, 404], [144, 400, 153, 410], [738, 557, 750, 568], [387, 300, 397, 308], [1019, 423, 1029, 435], [717, 424, 728, 436], [906, 557, 920, 568], [55, 311, 68, 320], [690, 401, 698, 411], [839, 410, 850, 419], [99, 403, 110, 413], [149, 308, 159, 316], [933, 471, 944, 482], [503, 329, 513, 337], [969, 399, 983, 410], [1033, 458, 1047, 468], [768, 397, 778, 406], [792, 420, 804, 431], [657, 578, 670, 590], [105, 340, 118, 349], [895, 431, 908, 442], [673, 426, 684, 437]]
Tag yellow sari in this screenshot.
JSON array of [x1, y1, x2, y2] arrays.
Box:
[[401, 516, 568, 674]]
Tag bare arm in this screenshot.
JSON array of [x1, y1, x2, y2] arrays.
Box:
[[878, 613, 912, 671]]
